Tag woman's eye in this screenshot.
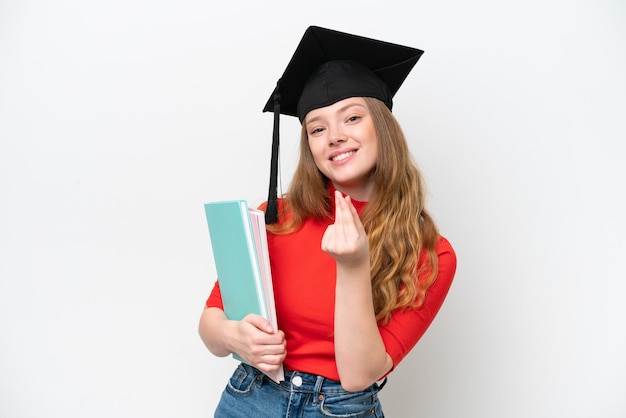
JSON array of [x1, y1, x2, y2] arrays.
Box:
[[310, 127, 324, 135], [347, 115, 360, 123]]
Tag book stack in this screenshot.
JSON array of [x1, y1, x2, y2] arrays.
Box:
[[204, 200, 284, 383]]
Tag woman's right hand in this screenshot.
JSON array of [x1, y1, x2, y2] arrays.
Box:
[[199, 307, 286, 375], [232, 314, 287, 374]]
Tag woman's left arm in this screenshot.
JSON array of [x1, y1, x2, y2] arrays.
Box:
[[322, 191, 394, 392]]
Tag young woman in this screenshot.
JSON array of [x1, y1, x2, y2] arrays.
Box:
[[199, 26, 457, 417]]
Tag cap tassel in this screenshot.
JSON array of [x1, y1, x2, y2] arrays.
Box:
[[265, 85, 280, 224]]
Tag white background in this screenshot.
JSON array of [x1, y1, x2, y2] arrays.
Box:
[[1, 1, 625, 417]]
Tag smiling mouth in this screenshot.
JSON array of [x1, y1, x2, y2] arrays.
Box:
[[331, 150, 356, 162]]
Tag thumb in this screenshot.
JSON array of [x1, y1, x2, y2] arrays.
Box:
[[243, 314, 275, 334]]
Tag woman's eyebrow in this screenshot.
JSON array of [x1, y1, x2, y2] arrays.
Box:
[[338, 103, 367, 113], [305, 103, 367, 125]]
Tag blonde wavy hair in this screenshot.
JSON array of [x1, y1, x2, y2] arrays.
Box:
[[267, 97, 439, 324]]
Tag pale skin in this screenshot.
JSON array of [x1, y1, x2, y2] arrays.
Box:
[[198, 97, 393, 391], [323, 190, 394, 391], [198, 308, 287, 376]]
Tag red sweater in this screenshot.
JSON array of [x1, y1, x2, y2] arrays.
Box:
[[206, 194, 457, 381]]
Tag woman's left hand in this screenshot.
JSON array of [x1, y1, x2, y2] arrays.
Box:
[[321, 190, 370, 269], [323, 190, 392, 390]]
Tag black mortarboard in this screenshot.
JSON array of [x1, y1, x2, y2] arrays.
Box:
[[263, 26, 424, 224]]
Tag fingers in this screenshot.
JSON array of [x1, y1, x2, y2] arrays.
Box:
[[241, 314, 285, 351], [236, 316, 287, 369], [322, 191, 370, 269], [332, 191, 365, 249], [334, 190, 344, 228], [243, 313, 275, 334], [256, 351, 287, 373], [344, 195, 364, 232], [248, 332, 286, 356], [250, 338, 286, 370], [334, 191, 364, 234]]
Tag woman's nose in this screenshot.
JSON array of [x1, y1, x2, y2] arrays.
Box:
[[328, 125, 347, 145]]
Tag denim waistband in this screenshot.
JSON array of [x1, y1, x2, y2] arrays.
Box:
[[283, 369, 342, 394], [260, 365, 386, 394]]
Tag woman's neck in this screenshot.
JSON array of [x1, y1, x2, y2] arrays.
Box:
[[330, 181, 375, 202]]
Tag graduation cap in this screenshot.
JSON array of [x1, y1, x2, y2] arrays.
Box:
[[263, 26, 424, 224]]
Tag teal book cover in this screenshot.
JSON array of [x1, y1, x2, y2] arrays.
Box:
[[204, 200, 284, 382], [204, 200, 268, 321]]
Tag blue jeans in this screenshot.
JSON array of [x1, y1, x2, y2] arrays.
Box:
[[214, 363, 385, 417]]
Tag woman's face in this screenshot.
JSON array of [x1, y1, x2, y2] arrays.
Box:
[[304, 97, 378, 201]]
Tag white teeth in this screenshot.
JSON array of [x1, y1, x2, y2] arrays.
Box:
[[331, 151, 356, 162]]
